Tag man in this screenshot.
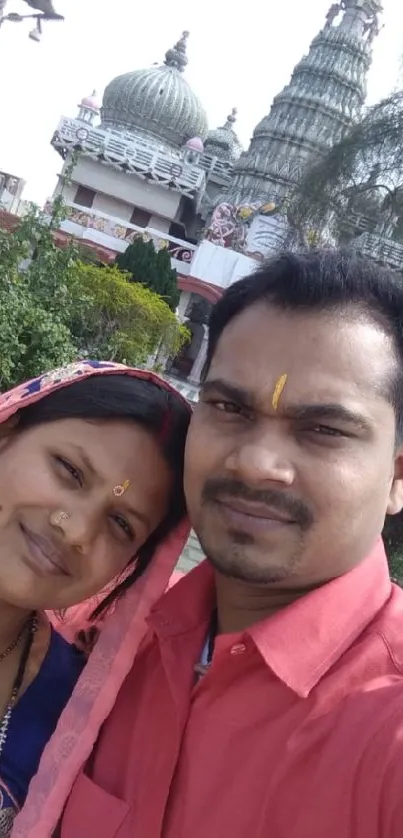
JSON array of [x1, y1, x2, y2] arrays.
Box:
[[42, 250, 403, 836]]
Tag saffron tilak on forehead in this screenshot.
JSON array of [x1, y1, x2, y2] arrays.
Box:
[[272, 374, 288, 411]]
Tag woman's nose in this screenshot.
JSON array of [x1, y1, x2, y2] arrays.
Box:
[[50, 503, 99, 554]]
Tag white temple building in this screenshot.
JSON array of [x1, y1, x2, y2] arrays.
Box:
[[48, 3, 391, 409]]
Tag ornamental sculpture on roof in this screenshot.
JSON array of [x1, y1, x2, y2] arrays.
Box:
[[326, 0, 382, 32], [22, 0, 63, 19]]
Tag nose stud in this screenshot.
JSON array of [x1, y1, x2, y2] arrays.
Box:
[[50, 510, 70, 527]]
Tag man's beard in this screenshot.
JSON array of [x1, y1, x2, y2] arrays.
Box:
[[197, 525, 307, 585], [196, 476, 314, 585]]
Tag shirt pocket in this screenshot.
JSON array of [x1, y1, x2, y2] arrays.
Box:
[[59, 770, 129, 838]]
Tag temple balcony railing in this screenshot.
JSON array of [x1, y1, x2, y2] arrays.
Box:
[[51, 118, 206, 199], [353, 232, 403, 272], [200, 153, 233, 186], [45, 201, 197, 275]]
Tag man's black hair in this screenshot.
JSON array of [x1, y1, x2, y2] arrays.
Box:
[[203, 249, 403, 441]]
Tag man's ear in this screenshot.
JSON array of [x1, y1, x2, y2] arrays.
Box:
[[387, 446, 403, 516]]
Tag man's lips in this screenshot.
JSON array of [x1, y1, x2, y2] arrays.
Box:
[[214, 497, 296, 528], [21, 524, 70, 577]]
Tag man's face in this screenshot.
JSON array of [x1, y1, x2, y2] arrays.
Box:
[[184, 303, 403, 587]]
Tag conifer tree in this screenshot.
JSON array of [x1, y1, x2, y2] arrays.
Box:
[[116, 238, 180, 311]]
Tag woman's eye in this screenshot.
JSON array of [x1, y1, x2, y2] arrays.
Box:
[[54, 456, 83, 486], [111, 514, 134, 541]]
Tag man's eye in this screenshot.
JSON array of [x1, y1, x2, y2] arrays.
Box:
[[54, 456, 83, 486], [211, 401, 242, 415], [309, 425, 346, 438]]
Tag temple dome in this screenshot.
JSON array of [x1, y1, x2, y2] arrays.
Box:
[[186, 136, 204, 152], [204, 108, 242, 162], [101, 32, 208, 148], [80, 90, 100, 112]]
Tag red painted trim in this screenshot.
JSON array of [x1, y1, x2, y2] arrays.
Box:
[[177, 275, 223, 302]]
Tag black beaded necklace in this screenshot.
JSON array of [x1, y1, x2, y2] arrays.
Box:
[[0, 612, 38, 758]]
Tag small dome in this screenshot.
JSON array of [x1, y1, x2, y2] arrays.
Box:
[[101, 32, 208, 149], [186, 136, 204, 152], [80, 90, 100, 112], [204, 108, 242, 162]]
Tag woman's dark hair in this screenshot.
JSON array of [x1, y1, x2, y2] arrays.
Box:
[[17, 373, 191, 618]]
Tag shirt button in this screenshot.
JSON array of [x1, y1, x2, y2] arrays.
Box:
[[230, 643, 247, 656]]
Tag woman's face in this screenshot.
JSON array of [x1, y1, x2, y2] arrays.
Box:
[[0, 415, 173, 610]]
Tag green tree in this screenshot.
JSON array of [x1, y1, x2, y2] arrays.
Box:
[[0, 202, 79, 390], [115, 237, 180, 312], [68, 262, 189, 366], [288, 91, 403, 249], [0, 203, 188, 389], [384, 516, 403, 584]]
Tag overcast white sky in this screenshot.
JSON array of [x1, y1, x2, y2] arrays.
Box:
[[0, 0, 401, 204]]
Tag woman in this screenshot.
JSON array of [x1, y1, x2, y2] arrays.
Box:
[[0, 359, 191, 837]]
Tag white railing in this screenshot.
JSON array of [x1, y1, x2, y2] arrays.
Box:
[[354, 233, 403, 271], [200, 153, 233, 185], [52, 118, 206, 199], [45, 200, 197, 273]]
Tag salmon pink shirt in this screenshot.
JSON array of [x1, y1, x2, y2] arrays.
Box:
[[60, 542, 403, 838]]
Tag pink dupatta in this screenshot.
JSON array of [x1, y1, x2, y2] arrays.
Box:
[[0, 361, 191, 838]]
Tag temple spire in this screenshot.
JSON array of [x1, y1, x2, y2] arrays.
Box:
[[164, 31, 189, 73], [326, 1, 382, 41], [221, 0, 383, 207]]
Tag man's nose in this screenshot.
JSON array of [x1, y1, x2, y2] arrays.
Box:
[[224, 428, 295, 486]]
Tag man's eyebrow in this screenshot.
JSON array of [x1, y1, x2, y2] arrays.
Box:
[[201, 379, 255, 408], [281, 403, 373, 431], [201, 381, 373, 431]]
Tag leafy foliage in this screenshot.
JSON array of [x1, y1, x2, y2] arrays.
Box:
[[69, 262, 188, 366], [0, 202, 187, 390], [0, 202, 78, 390], [116, 237, 180, 312], [288, 91, 403, 248], [383, 515, 403, 584]]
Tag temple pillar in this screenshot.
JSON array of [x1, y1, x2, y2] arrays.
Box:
[[189, 326, 208, 383]]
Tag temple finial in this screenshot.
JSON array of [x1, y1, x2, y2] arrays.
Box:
[[224, 107, 237, 129], [164, 31, 189, 73]]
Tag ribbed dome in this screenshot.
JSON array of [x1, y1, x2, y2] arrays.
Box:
[[101, 32, 208, 149], [204, 108, 242, 162]]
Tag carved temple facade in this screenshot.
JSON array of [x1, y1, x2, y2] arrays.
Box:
[[47, 4, 403, 403]]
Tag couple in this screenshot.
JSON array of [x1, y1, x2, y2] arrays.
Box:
[[3, 247, 403, 838]]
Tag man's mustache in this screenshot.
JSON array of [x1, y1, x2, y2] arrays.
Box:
[[202, 477, 314, 531]]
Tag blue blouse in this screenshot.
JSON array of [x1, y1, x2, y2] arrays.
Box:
[[0, 628, 85, 835]]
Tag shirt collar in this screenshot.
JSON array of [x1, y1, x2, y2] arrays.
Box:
[[151, 540, 391, 698], [250, 539, 391, 697]]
